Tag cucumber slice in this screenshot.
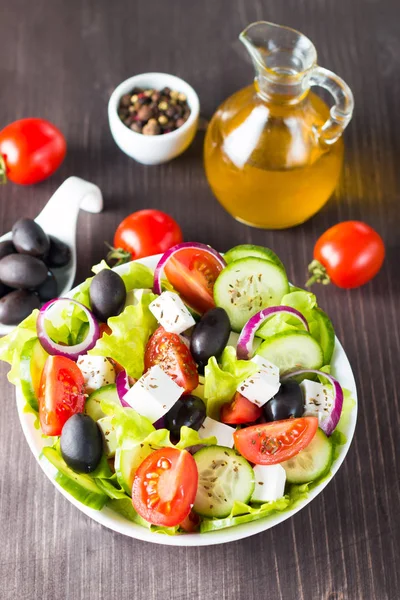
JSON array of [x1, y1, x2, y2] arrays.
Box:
[[256, 330, 324, 375], [115, 444, 154, 495], [193, 446, 254, 518], [224, 244, 285, 272], [312, 307, 335, 364], [281, 428, 333, 483], [40, 446, 108, 510], [85, 384, 120, 422], [214, 258, 289, 332], [20, 338, 48, 411]]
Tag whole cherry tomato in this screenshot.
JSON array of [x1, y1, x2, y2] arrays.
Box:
[[113, 209, 183, 260], [0, 118, 66, 185], [307, 221, 385, 289]]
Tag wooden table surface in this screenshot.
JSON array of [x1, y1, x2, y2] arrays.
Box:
[[0, 1, 399, 599]]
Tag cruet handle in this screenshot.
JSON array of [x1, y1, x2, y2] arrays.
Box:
[[308, 66, 354, 145]]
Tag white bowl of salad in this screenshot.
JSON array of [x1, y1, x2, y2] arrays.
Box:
[[0, 242, 357, 546]]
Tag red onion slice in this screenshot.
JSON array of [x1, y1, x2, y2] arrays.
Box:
[[236, 306, 309, 360], [36, 298, 100, 361], [153, 242, 226, 296], [282, 369, 344, 436], [116, 370, 133, 407]]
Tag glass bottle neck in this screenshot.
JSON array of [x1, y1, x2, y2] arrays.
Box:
[[255, 75, 309, 106]]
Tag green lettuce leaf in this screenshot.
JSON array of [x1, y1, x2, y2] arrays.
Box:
[[89, 292, 157, 379], [94, 474, 129, 500], [100, 401, 155, 449], [0, 310, 39, 384], [200, 497, 290, 532], [256, 290, 318, 339], [204, 347, 258, 419]]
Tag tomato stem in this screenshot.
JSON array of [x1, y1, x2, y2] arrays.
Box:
[[105, 242, 132, 267], [0, 155, 7, 184], [306, 260, 331, 287]]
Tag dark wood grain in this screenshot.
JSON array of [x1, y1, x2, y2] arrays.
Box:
[[0, 1, 399, 599]]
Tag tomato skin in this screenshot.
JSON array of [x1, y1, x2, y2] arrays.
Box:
[[220, 392, 262, 424], [0, 118, 66, 185], [132, 447, 198, 527], [114, 210, 182, 260], [234, 417, 318, 465], [38, 356, 85, 436], [164, 248, 223, 314], [144, 326, 199, 394], [314, 221, 385, 289], [179, 511, 200, 533]]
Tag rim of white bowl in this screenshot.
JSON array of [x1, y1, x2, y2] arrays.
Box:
[[108, 72, 200, 141]]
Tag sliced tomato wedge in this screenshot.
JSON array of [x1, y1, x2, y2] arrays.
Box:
[[220, 392, 262, 424], [132, 447, 198, 527], [234, 417, 318, 465], [144, 326, 199, 393], [38, 356, 85, 436], [164, 247, 223, 314]]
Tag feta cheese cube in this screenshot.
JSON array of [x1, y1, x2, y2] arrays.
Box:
[[237, 356, 280, 407], [301, 379, 334, 422], [123, 365, 184, 423], [97, 416, 117, 458], [77, 355, 116, 393], [198, 417, 234, 448], [149, 291, 195, 334], [125, 288, 152, 307], [251, 464, 286, 503]]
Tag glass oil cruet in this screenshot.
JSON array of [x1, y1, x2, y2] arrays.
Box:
[[204, 22, 354, 229]]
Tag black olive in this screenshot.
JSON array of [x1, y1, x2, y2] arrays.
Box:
[[0, 290, 40, 325], [264, 380, 304, 421], [36, 270, 58, 301], [165, 395, 206, 438], [45, 236, 71, 268], [0, 254, 48, 289], [60, 414, 103, 473], [0, 240, 16, 260], [12, 218, 50, 258], [89, 269, 126, 321], [190, 307, 231, 373]]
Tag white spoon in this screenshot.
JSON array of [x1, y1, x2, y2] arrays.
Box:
[[0, 176, 103, 336]]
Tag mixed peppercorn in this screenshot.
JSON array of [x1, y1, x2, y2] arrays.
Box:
[[118, 87, 191, 135]]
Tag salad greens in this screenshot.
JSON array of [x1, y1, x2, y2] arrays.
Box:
[[88, 292, 157, 379]]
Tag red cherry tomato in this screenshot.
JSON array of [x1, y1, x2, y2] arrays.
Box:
[[113, 210, 183, 260], [38, 356, 85, 436], [233, 417, 318, 465], [132, 447, 198, 527], [179, 511, 200, 533], [164, 247, 223, 314], [220, 392, 262, 424], [144, 326, 199, 394], [0, 118, 66, 185], [309, 221, 385, 289]]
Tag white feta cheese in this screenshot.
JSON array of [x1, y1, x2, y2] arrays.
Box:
[[123, 365, 184, 423], [251, 464, 286, 503], [97, 416, 117, 458], [77, 355, 116, 393], [301, 379, 334, 422], [236, 356, 280, 407], [198, 417, 234, 448], [149, 291, 195, 334], [125, 288, 152, 307]]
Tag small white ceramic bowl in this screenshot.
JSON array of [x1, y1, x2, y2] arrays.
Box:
[[108, 73, 200, 165]]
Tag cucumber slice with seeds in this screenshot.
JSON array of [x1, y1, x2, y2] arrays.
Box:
[[224, 244, 285, 272], [282, 428, 333, 483], [193, 446, 254, 518], [256, 330, 324, 375], [85, 384, 120, 422], [214, 257, 289, 332]]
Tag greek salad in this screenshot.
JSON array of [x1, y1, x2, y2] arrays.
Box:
[[0, 242, 355, 535]]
